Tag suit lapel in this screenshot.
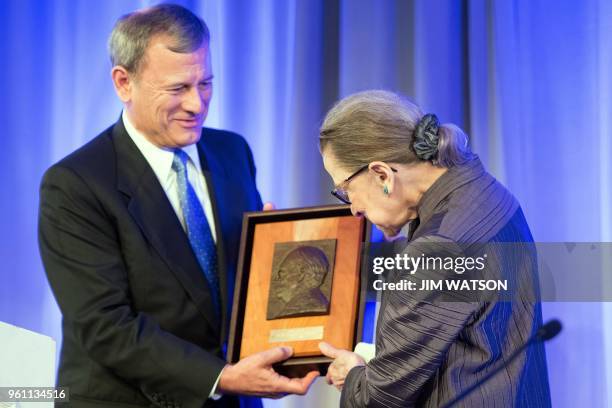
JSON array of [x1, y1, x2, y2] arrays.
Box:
[[112, 119, 221, 334], [196, 139, 231, 340]]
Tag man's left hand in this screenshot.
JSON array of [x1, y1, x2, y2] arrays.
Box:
[[319, 342, 365, 390]]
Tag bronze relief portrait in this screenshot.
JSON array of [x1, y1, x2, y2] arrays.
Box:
[[266, 239, 337, 320]]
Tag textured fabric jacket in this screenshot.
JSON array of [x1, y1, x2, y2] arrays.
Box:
[[341, 157, 551, 408]]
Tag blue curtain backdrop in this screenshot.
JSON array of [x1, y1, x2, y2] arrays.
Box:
[[0, 0, 611, 406]]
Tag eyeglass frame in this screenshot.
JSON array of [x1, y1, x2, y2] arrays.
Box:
[[331, 164, 398, 204]]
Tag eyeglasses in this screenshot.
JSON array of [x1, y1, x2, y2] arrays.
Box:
[[331, 164, 397, 204]]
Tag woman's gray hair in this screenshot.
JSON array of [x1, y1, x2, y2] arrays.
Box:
[[108, 4, 209, 75], [319, 90, 474, 171]]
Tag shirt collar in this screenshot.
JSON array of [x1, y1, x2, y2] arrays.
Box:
[[416, 156, 485, 223], [122, 110, 202, 186]]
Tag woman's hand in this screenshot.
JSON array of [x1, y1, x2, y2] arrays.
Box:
[[319, 342, 365, 390]]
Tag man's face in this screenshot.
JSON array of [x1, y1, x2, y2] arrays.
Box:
[[124, 36, 213, 148]]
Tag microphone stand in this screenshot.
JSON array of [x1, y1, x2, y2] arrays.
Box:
[[440, 319, 561, 408]]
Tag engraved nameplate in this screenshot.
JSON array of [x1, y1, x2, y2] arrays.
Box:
[[268, 326, 325, 343]]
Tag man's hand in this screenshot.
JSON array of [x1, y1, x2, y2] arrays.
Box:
[[319, 342, 365, 390], [263, 202, 275, 211], [218, 346, 319, 398]]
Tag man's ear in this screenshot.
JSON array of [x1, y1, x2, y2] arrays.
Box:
[[368, 161, 396, 194], [111, 66, 133, 103]]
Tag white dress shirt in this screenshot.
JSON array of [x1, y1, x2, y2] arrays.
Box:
[[122, 111, 224, 398], [122, 111, 217, 242]]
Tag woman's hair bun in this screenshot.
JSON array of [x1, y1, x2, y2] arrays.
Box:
[[412, 113, 440, 161]]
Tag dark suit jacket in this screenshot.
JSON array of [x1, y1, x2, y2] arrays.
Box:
[[38, 118, 262, 408], [341, 158, 551, 407]]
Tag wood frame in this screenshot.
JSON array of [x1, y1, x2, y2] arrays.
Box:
[[227, 204, 371, 377]]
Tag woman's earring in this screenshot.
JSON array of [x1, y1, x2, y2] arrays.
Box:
[[383, 185, 389, 195]]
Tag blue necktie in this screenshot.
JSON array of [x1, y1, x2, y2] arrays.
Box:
[[172, 150, 221, 318]]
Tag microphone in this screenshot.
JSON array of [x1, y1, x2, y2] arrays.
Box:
[[536, 319, 562, 341], [440, 319, 562, 408]]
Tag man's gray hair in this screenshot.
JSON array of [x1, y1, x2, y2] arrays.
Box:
[[108, 4, 210, 74]]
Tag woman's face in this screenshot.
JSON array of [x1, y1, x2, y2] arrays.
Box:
[[323, 149, 416, 237]]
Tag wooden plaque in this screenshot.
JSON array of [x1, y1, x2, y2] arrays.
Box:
[[227, 205, 370, 377]]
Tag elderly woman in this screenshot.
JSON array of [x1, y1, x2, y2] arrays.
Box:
[[317, 90, 551, 407]]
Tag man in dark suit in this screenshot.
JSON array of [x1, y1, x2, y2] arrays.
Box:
[[38, 4, 317, 407]]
